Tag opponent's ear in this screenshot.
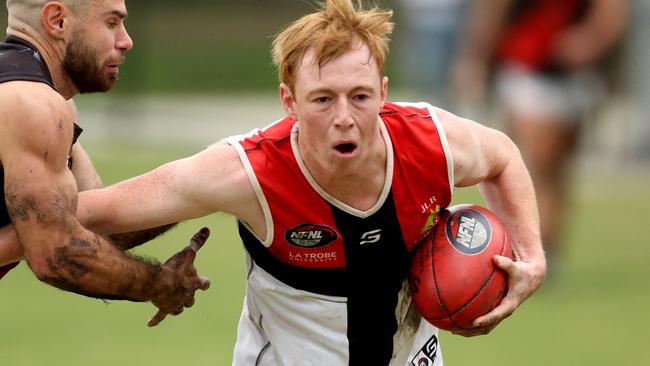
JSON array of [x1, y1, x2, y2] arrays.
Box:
[[279, 83, 298, 121], [41, 1, 70, 39]]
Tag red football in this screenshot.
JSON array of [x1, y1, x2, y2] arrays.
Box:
[[409, 204, 514, 332]]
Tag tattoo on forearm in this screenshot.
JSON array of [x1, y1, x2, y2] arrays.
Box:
[[41, 236, 160, 302]]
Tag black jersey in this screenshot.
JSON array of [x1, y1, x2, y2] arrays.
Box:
[[0, 36, 82, 279]]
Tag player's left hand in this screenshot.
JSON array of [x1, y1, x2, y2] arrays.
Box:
[[451, 254, 546, 337], [148, 227, 212, 327]]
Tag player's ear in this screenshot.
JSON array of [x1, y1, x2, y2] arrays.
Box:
[[41, 1, 71, 39], [280, 83, 298, 121], [380, 76, 388, 109]]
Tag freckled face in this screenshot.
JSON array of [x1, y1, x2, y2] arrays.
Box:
[[282, 42, 388, 170]]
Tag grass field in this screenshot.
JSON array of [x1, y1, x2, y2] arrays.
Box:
[[1, 144, 649, 366]]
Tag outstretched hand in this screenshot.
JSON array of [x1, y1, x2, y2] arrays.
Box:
[[148, 227, 212, 327], [451, 254, 546, 337]]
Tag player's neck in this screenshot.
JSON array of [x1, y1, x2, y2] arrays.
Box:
[[8, 30, 78, 99], [302, 134, 387, 212]]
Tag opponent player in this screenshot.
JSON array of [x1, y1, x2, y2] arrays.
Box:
[[0, 0, 209, 326], [0, 0, 546, 362]]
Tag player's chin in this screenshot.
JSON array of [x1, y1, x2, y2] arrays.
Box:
[[101, 78, 118, 92]]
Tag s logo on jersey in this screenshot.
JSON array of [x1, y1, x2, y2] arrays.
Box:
[[285, 224, 338, 248], [411, 335, 438, 366]]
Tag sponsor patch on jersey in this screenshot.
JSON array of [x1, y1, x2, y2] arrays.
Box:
[[411, 334, 438, 366], [285, 224, 338, 248], [445, 208, 492, 255]]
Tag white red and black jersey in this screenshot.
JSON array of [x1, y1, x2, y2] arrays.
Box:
[[226, 102, 453, 366]]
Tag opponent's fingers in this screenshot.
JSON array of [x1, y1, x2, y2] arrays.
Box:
[[148, 310, 168, 327], [188, 227, 210, 253], [185, 294, 195, 308], [197, 276, 211, 291]]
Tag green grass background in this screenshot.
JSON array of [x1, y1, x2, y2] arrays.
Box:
[[1, 144, 649, 365], [1, 2, 649, 364]]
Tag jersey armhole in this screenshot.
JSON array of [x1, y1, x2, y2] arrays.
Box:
[[226, 135, 274, 247], [425, 104, 454, 196], [392, 101, 455, 199]]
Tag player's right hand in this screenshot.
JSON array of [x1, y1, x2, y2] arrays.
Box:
[[148, 227, 211, 327]]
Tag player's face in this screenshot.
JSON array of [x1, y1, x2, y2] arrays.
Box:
[[282, 42, 388, 170], [63, 0, 133, 93]]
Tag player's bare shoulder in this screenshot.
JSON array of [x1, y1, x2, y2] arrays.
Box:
[[192, 140, 264, 232], [433, 106, 478, 147], [184, 141, 256, 210], [0, 81, 74, 159]]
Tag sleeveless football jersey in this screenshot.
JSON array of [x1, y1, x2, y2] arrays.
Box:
[[0, 36, 82, 280], [227, 102, 453, 366]]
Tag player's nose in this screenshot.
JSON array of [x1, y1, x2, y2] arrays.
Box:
[[334, 99, 354, 130], [117, 25, 134, 53]]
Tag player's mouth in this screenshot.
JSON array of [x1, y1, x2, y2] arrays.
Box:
[[334, 142, 357, 156], [107, 64, 120, 77], [107, 58, 124, 74]]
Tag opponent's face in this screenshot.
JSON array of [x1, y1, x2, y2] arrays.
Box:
[[281, 42, 388, 170], [63, 0, 133, 93]]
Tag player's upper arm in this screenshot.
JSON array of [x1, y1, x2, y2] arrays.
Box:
[[436, 107, 518, 188], [65, 99, 103, 191], [70, 142, 103, 191], [0, 82, 83, 264], [79, 141, 260, 234]]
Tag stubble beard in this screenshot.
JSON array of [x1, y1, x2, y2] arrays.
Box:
[[63, 32, 116, 94]]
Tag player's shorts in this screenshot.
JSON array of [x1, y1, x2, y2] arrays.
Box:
[[0, 262, 19, 280], [495, 63, 605, 124]]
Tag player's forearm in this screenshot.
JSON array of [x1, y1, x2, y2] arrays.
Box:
[[477, 148, 545, 267], [22, 226, 175, 303], [456, 0, 513, 63], [106, 223, 177, 250], [587, 0, 629, 51]]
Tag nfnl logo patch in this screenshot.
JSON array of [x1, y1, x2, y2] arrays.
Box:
[[285, 224, 337, 248], [445, 209, 492, 255]]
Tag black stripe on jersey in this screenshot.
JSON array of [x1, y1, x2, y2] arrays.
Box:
[[239, 223, 349, 297], [329, 191, 409, 366], [239, 191, 410, 365]]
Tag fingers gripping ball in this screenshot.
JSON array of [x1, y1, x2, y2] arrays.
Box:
[[409, 205, 514, 332]]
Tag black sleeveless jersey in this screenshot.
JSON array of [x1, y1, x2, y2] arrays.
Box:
[[0, 35, 82, 244]]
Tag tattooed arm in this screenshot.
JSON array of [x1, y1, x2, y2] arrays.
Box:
[[0, 103, 178, 265], [0, 83, 208, 321]]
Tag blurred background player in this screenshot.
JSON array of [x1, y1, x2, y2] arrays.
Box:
[[452, 0, 629, 273], [395, 0, 469, 106]]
